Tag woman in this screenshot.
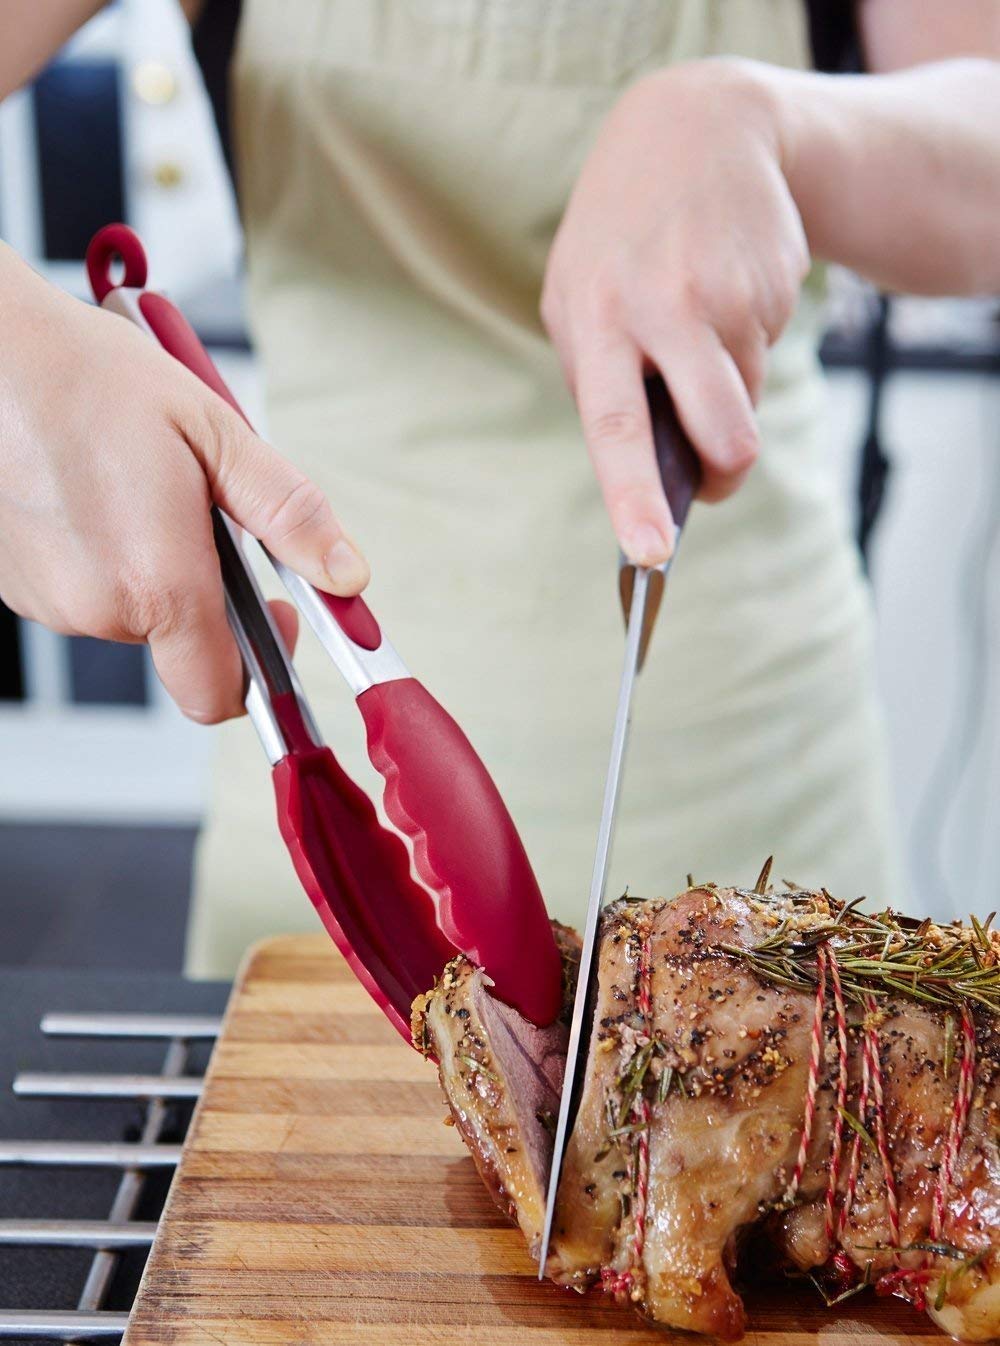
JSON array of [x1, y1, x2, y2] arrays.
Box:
[[1, 2, 998, 976]]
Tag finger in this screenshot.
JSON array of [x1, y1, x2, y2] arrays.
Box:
[[268, 598, 299, 657], [540, 282, 577, 394], [573, 331, 675, 566], [646, 326, 759, 503], [187, 399, 370, 598], [724, 321, 768, 408], [147, 574, 245, 725]]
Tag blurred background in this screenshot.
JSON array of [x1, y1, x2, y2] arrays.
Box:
[[1, 0, 998, 975]]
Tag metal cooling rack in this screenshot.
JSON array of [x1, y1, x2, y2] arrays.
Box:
[[0, 1011, 221, 1342]]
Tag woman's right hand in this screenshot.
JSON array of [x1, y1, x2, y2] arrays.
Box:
[[0, 243, 369, 724]]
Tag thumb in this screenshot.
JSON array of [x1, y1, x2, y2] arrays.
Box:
[[188, 396, 370, 597]]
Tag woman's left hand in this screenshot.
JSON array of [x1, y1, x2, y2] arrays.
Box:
[[541, 59, 809, 566]]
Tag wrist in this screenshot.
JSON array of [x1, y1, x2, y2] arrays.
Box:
[[703, 58, 811, 182], [633, 57, 788, 154], [754, 65, 859, 252]]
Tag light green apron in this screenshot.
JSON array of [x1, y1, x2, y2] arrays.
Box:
[[186, 0, 899, 978]]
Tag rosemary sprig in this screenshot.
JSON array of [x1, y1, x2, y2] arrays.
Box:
[[943, 1014, 956, 1080], [971, 914, 993, 953], [615, 1039, 660, 1126], [754, 856, 774, 895], [727, 882, 1000, 1016], [904, 1241, 985, 1263], [609, 1120, 650, 1138], [459, 1053, 497, 1082], [837, 1106, 876, 1150], [807, 1259, 873, 1308], [931, 1247, 989, 1310]]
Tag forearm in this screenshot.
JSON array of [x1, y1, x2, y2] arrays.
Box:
[[760, 58, 1000, 295], [0, 1, 107, 99]]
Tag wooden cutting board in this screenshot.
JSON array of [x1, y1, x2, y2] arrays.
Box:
[[124, 933, 937, 1345]]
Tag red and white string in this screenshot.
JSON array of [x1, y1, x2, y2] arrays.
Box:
[[602, 932, 653, 1302], [603, 933, 978, 1313]]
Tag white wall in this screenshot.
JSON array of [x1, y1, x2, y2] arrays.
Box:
[[826, 367, 1000, 921]]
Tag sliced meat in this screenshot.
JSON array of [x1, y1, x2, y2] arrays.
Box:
[[412, 924, 578, 1254]]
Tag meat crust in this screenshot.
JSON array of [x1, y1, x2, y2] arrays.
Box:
[[416, 884, 1000, 1342]]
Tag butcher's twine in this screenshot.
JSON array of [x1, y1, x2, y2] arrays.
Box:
[[823, 950, 850, 1245], [790, 945, 978, 1311], [602, 932, 653, 1305], [603, 934, 979, 1314]]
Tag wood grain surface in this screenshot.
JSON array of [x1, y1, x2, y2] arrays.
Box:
[[124, 934, 939, 1344]]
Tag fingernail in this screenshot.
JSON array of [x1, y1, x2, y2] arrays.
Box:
[[324, 538, 369, 594], [620, 522, 672, 567]]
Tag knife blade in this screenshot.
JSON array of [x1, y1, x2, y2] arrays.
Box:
[[537, 375, 701, 1276]]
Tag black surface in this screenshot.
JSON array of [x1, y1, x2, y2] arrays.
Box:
[[192, 0, 242, 180], [0, 824, 197, 972], [68, 638, 148, 708], [820, 331, 1000, 373], [856, 296, 892, 568], [33, 59, 125, 262], [806, 0, 860, 73], [0, 607, 22, 702], [0, 965, 228, 1333]]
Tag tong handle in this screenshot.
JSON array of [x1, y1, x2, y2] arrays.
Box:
[[86, 225, 321, 761], [85, 224, 380, 674], [211, 511, 293, 702], [211, 509, 325, 763], [645, 373, 701, 531]]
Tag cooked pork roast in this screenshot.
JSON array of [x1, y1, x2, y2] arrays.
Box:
[[414, 878, 1000, 1341]]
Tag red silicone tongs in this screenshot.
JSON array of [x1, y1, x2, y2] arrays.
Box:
[[85, 223, 563, 1042]]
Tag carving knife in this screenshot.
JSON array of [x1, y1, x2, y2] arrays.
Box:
[[538, 374, 701, 1274]]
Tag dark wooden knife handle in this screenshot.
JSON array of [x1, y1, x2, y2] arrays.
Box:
[[645, 373, 701, 529]]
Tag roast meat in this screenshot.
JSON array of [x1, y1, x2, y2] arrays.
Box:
[[414, 881, 1000, 1341]]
